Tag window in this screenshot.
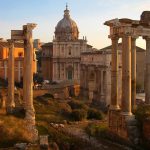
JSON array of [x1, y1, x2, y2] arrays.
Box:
[[62, 47, 64, 53], [18, 52, 23, 57], [68, 47, 71, 55]]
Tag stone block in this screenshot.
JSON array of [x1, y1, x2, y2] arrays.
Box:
[[40, 135, 49, 150], [15, 143, 27, 150], [143, 118, 150, 141]]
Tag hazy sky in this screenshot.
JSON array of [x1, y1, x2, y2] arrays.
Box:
[[0, 0, 150, 49]]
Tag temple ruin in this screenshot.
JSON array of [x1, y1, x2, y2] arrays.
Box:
[[104, 11, 150, 142], [7, 23, 38, 141]]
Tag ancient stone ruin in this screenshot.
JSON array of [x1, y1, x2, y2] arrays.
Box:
[[104, 11, 150, 143], [6, 23, 38, 141]]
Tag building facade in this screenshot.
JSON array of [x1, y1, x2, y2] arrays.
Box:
[[80, 44, 145, 107], [41, 6, 91, 83], [0, 39, 37, 83]]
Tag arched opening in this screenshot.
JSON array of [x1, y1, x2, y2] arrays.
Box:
[[66, 66, 73, 80], [88, 71, 95, 101]]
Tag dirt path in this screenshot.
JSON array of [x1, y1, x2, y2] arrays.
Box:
[[61, 125, 132, 150]]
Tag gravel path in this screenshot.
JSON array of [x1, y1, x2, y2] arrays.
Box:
[[62, 126, 133, 150]]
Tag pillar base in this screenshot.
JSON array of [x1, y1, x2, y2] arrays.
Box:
[[25, 119, 38, 143], [120, 111, 133, 116], [109, 105, 120, 110], [109, 109, 139, 144]]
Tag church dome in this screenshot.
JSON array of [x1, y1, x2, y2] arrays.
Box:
[[55, 5, 79, 41]]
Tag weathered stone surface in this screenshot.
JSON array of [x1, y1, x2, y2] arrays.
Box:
[[141, 11, 150, 23], [40, 135, 49, 150], [143, 118, 150, 141], [15, 143, 27, 150], [7, 39, 15, 114]]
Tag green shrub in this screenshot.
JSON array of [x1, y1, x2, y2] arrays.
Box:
[[87, 108, 103, 120], [71, 109, 87, 121], [43, 93, 54, 98], [37, 125, 48, 135], [134, 105, 150, 132], [85, 122, 108, 138], [58, 103, 72, 117], [68, 100, 88, 110], [0, 116, 33, 148]]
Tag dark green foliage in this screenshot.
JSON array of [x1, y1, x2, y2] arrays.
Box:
[[71, 109, 87, 121], [134, 105, 150, 132], [37, 125, 49, 135], [43, 93, 54, 98], [59, 103, 72, 117], [68, 100, 88, 110], [33, 73, 43, 84], [85, 122, 108, 138], [87, 108, 103, 120]]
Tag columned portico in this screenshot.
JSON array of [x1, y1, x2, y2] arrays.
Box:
[[144, 36, 150, 104], [104, 18, 140, 143], [110, 36, 120, 110]]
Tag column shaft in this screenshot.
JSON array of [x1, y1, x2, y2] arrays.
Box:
[[131, 37, 136, 110], [23, 36, 27, 109], [101, 70, 104, 95], [110, 36, 119, 110], [24, 24, 36, 123], [7, 40, 15, 113], [122, 35, 132, 115], [145, 37, 150, 104]]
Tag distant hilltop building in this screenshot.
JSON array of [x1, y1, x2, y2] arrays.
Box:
[[41, 5, 94, 83], [0, 38, 37, 82]]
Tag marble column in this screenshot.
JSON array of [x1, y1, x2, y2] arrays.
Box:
[[4, 61, 7, 80], [101, 70, 104, 95], [122, 35, 132, 115], [7, 39, 15, 114], [23, 25, 27, 109], [18, 61, 21, 83], [24, 24, 36, 123], [110, 36, 120, 110], [144, 36, 150, 104], [23, 23, 38, 142], [131, 37, 137, 110], [98, 69, 101, 95]]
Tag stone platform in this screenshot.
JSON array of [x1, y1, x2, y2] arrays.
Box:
[[109, 110, 139, 144]]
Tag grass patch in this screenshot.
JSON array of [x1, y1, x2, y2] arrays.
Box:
[[0, 116, 33, 148]]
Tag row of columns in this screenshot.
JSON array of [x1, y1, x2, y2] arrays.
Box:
[[81, 66, 105, 96], [3, 60, 22, 82], [110, 34, 150, 115], [110, 34, 136, 115], [7, 24, 36, 125]]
